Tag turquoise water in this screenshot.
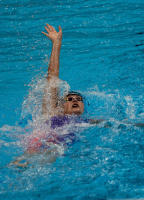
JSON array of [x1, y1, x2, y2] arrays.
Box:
[[0, 0, 144, 199]]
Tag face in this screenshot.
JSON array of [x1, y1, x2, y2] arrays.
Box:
[[63, 95, 84, 115]]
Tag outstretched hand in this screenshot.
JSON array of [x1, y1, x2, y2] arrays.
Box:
[[42, 24, 62, 43]]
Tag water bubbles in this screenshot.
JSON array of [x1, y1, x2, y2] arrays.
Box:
[[21, 75, 70, 122], [125, 95, 136, 120]]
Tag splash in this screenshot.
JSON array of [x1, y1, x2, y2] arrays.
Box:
[[20, 75, 73, 152], [21, 74, 70, 123], [83, 85, 140, 122], [125, 95, 136, 120], [1, 79, 144, 198]]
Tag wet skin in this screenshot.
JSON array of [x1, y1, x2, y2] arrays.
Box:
[[63, 95, 84, 115]]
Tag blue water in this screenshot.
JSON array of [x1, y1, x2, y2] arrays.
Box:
[[0, 0, 144, 199]]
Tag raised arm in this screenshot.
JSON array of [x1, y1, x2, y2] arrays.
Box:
[[42, 24, 62, 118], [42, 24, 62, 79]]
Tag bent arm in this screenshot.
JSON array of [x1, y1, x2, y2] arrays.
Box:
[[134, 123, 144, 128], [89, 118, 144, 128], [42, 24, 62, 118]]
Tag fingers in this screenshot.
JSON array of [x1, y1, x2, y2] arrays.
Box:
[[44, 24, 62, 33], [42, 24, 62, 39], [46, 24, 55, 32], [45, 25, 50, 33], [49, 24, 55, 32], [42, 31, 49, 37]]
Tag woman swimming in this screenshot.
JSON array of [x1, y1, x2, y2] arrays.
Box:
[[12, 24, 144, 167], [12, 25, 91, 167]]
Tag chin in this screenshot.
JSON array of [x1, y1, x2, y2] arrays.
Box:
[[72, 109, 83, 115]]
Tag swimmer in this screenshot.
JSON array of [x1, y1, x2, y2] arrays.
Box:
[[11, 24, 144, 167], [11, 24, 97, 167], [26, 25, 88, 154]]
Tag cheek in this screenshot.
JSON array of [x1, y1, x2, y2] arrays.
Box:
[[80, 103, 84, 111], [64, 103, 70, 111], [63, 103, 67, 110]]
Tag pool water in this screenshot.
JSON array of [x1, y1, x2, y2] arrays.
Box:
[[0, 0, 144, 199]]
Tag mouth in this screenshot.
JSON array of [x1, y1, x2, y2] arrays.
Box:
[[72, 103, 79, 108]]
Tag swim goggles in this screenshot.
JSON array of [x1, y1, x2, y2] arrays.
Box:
[[64, 96, 83, 102]]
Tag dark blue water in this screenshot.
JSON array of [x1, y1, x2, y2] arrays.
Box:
[[0, 0, 144, 199]]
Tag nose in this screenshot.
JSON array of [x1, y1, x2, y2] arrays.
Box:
[[72, 97, 78, 102]]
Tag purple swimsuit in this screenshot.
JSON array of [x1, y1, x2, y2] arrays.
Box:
[[27, 115, 89, 151], [46, 115, 89, 145]]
